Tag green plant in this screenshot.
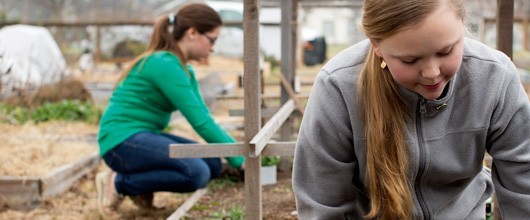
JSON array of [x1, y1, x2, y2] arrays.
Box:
[[261, 156, 280, 167], [210, 205, 244, 220], [209, 176, 237, 190], [190, 203, 209, 211], [31, 100, 101, 123], [0, 103, 31, 124], [0, 100, 102, 124]]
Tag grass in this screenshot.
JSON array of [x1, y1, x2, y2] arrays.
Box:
[[208, 176, 238, 190], [210, 205, 244, 220]]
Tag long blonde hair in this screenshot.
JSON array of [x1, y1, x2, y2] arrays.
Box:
[[117, 3, 222, 83], [358, 0, 465, 219]]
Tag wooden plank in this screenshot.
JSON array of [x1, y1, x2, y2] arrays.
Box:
[[279, 74, 305, 115], [250, 100, 296, 157], [169, 141, 296, 158], [483, 16, 525, 23], [0, 151, 99, 209], [280, 0, 299, 172], [166, 188, 208, 220], [523, 17, 530, 51], [280, 0, 296, 106], [262, 142, 296, 156], [217, 93, 309, 100], [264, 80, 313, 86], [169, 143, 246, 158], [229, 107, 279, 117], [0, 176, 40, 210], [262, 0, 362, 8], [244, 156, 262, 219], [496, 0, 514, 59], [243, 0, 262, 218], [40, 151, 100, 199], [0, 20, 278, 28], [494, 2, 513, 219]]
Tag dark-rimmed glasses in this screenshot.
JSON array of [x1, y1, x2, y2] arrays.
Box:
[[202, 34, 217, 45]]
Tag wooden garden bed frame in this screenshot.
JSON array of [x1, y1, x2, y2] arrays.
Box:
[[0, 151, 99, 210]]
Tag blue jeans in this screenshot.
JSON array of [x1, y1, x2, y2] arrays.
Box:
[[102, 131, 222, 196]]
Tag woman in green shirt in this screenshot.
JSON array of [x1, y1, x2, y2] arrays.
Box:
[[95, 3, 244, 218]]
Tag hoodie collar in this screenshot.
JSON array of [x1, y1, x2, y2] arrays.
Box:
[[396, 72, 458, 117]]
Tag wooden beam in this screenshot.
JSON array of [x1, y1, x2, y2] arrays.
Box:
[[229, 107, 279, 117], [216, 93, 309, 100], [169, 142, 296, 158], [262, 142, 296, 156], [494, 2, 513, 219], [0, 21, 266, 28], [250, 100, 296, 157], [0, 176, 40, 209], [261, 0, 362, 8], [280, 0, 296, 107], [496, 0, 514, 59], [279, 0, 299, 173], [523, 17, 530, 51], [166, 188, 208, 220], [483, 16, 525, 23], [243, 0, 262, 218], [279, 74, 305, 115], [0, 21, 154, 27], [265, 79, 313, 86], [40, 152, 99, 199], [0, 151, 99, 209], [169, 143, 246, 158]]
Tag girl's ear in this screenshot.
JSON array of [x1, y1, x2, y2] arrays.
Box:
[[370, 39, 383, 58], [185, 27, 198, 40]]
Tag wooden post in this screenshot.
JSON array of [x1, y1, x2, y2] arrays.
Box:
[[496, 0, 514, 59], [279, 0, 299, 173], [494, 1, 514, 219], [95, 0, 101, 62], [523, 15, 530, 51], [243, 0, 262, 219]]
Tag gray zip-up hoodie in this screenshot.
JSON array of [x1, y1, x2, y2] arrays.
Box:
[[293, 38, 530, 219]]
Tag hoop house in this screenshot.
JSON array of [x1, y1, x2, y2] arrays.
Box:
[[0, 25, 69, 97]]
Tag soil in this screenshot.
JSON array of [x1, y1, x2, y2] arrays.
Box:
[[0, 119, 297, 219], [1, 160, 297, 219], [183, 171, 297, 219]]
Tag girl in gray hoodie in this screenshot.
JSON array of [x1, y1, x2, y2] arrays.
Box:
[[293, 0, 530, 219]]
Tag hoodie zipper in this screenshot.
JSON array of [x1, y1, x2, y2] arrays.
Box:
[[415, 97, 430, 219]]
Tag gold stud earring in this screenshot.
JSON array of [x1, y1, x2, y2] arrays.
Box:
[[380, 60, 387, 69]]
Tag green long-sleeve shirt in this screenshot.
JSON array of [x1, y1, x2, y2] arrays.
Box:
[[98, 51, 244, 168]]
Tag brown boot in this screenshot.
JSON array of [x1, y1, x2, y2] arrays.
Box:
[[95, 171, 124, 218], [129, 193, 154, 210]]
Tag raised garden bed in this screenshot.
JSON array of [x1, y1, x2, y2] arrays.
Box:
[[0, 152, 99, 210], [0, 122, 99, 210]]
